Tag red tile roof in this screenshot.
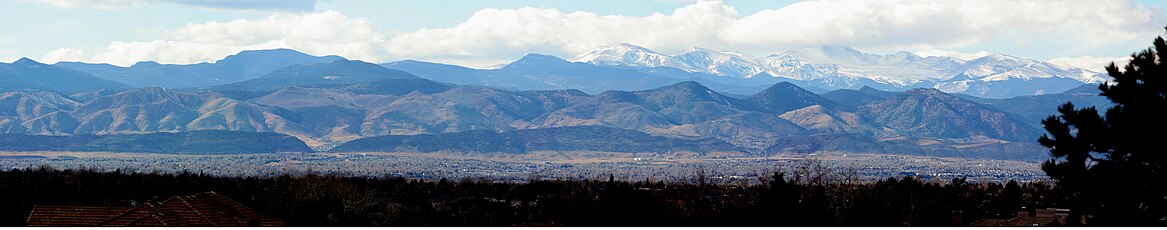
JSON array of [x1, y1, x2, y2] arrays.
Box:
[[26, 206, 128, 226], [27, 192, 283, 227]]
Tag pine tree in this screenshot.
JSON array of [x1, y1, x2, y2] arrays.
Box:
[[1038, 28, 1167, 226], [1000, 180, 1022, 217]]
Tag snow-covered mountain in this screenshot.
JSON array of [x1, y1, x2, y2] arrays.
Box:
[[955, 53, 1103, 83], [568, 44, 1104, 98], [673, 47, 765, 77], [569, 43, 697, 72], [764, 46, 961, 85]]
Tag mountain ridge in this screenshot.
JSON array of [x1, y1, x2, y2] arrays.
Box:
[[0, 78, 1090, 160], [0, 58, 132, 94], [52, 49, 345, 88], [568, 44, 1102, 98]]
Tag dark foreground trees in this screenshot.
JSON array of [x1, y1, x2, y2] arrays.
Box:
[[1039, 29, 1167, 225], [1, 166, 1058, 226]]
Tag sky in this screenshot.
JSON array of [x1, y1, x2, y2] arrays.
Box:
[[2, 0, 1166, 71]]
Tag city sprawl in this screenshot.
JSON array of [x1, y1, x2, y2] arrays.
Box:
[[0, 151, 1047, 184]]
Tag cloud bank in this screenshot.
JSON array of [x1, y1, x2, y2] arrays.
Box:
[[38, 0, 1165, 69], [0, 50, 19, 63], [43, 10, 385, 66], [1049, 55, 1134, 72]]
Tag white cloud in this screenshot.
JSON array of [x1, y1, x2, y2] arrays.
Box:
[[0, 49, 20, 63], [386, 0, 1164, 67], [49, 10, 388, 66], [385, 2, 741, 67], [41, 48, 87, 63], [1049, 55, 1133, 72], [725, 0, 1161, 53]]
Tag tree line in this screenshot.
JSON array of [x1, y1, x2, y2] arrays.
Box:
[[0, 166, 1067, 226]]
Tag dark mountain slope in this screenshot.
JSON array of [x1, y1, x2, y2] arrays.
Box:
[[748, 82, 836, 114], [384, 54, 681, 94], [971, 84, 1113, 126], [631, 81, 755, 124], [54, 49, 344, 88], [330, 126, 741, 154], [820, 86, 900, 111], [0, 130, 312, 154], [209, 59, 419, 91], [0, 58, 130, 93], [859, 88, 1038, 141]]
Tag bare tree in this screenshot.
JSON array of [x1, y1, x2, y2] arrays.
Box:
[[695, 165, 708, 187], [793, 157, 831, 186]]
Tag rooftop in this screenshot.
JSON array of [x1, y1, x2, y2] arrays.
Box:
[[26, 192, 282, 227]]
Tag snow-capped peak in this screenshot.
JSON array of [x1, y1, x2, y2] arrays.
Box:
[[562, 43, 1104, 97], [13, 57, 42, 66], [776, 45, 920, 67], [958, 53, 1102, 82], [568, 43, 697, 71], [675, 47, 765, 77]]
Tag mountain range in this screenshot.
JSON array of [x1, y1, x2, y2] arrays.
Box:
[[0, 58, 130, 93], [0, 47, 1117, 159], [54, 49, 344, 88], [570, 44, 1103, 98], [40, 44, 1102, 99]]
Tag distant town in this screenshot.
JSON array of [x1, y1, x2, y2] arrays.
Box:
[[0, 151, 1047, 184]]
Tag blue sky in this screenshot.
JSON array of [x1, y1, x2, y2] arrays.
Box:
[[3, 0, 1166, 70]]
